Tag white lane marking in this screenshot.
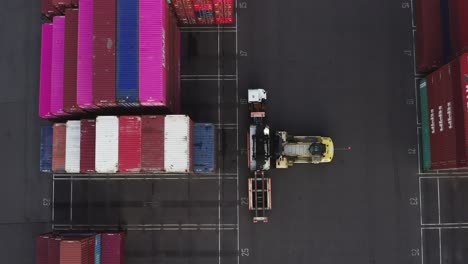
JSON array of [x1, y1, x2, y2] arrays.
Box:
[[235, 0, 241, 264], [52, 177, 238, 181], [421, 228, 424, 264], [181, 79, 237, 81], [70, 180, 73, 222], [419, 177, 423, 226], [439, 228, 442, 264], [437, 178, 441, 224], [180, 30, 237, 33], [52, 179, 55, 228], [218, 23, 222, 264]]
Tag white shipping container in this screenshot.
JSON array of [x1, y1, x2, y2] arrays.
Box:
[[95, 116, 119, 173], [164, 115, 192, 172], [65, 121, 81, 173]]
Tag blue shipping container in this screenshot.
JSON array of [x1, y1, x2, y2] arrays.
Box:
[[40, 126, 53, 172], [95, 234, 101, 264], [117, 0, 139, 105], [194, 123, 216, 172]]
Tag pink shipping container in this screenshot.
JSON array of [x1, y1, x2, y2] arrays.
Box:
[[60, 237, 89, 264], [141, 116, 165, 172], [39, 23, 54, 119], [50, 16, 67, 116], [139, 0, 179, 112], [101, 233, 125, 264], [118, 116, 142, 173], [77, 0, 98, 109]]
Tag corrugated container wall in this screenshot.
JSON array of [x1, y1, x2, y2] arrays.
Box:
[[117, 0, 139, 105], [65, 121, 81, 173], [101, 233, 125, 264], [164, 115, 193, 172], [52, 123, 66, 172], [419, 79, 431, 171], [80, 119, 96, 173], [93, 0, 117, 107], [141, 116, 165, 172], [77, 0, 97, 109], [40, 126, 53, 172], [50, 16, 66, 116], [63, 9, 81, 114], [193, 123, 216, 172], [416, 0, 443, 72], [49, 237, 62, 264], [96, 116, 119, 173], [39, 23, 54, 119], [59, 239, 85, 264], [118, 116, 141, 172]]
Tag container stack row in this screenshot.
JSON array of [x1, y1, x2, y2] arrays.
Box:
[[419, 52, 468, 170], [37, 232, 124, 264], [416, 0, 468, 72], [171, 0, 234, 24], [40, 116, 217, 174], [39, 0, 181, 119]]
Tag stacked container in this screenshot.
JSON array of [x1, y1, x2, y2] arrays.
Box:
[[51, 16, 67, 116], [65, 121, 81, 173], [118, 116, 142, 172], [59, 237, 88, 264], [63, 9, 81, 114], [171, 0, 233, 24], [40, 126, 53, 172], [37, 234, 53, 264], [101, 232, 125, 263], [117, 0, 139, 106], [193, 123, 216, 172], [141, 115, 165, 172], [164, 115, 193, 172], [80, 119, 96, 173], [52, 123, 67, 172], [39, 23, 54, 119], [77, 0, 97, 110], [93, 0, 117, 107], [427, 53, 468, 170], [419, 79, 431, 171], [95, 116, 119, 173]]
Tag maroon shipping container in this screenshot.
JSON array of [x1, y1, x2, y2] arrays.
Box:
[[80, 119, 96, 173], [93, 0, 117, 107], [141, 116, 165, 172], [37, 234, 53, 264], [461, 54, 468, 156], [52, 123, 66, 172], [48, 237, 62, 264], [101, 232, 125, 264], [449, 0, 468, 56], [428, 72, 441, 169], [118, 116, 142, 173], [60, 237, 89, 264], [63, 9, 81, 114], [416, 0, 443, 72]]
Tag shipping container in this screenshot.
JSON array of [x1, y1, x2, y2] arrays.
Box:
[[39, 23, 54, 119], [37, 234, 53, 264], [53, 123, 67, 172], [52, 0, 72, 9], [51, 16, 66, 116], [415, 0, 443, 72], [59, 238, 88, 264], [80, 119, 96, 173], [96, 116, 119, 173], [65, 121, 81, 173], [95, 234, 101, 264], [419, 79, 431, 171], [101, 233, 125, 264], [117, 0, 139, 106], [461, 53, 468, 156], [118, 116, 142, 173], [63, 9, 81, 114], [164, 115, 193, 172], [139, 0, 168, 109], [428, 70, 442, 169], [449, 0, 468, 56], [193, 123, 216, 172], [48, 237, 62, 264], [141, 116, 165, 172], [42, 0, 53, 17], [77, 0, 97, 109], [93, 0, 117, 107], [40, 126, 53, 172]]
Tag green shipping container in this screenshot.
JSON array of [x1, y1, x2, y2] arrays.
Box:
[[419, 79, 431, 171]]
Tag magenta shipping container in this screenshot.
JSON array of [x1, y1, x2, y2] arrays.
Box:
[[39, 23, 54, 119], [50, 16, 67, 116], [101, 232, 125, 264], [93, 0, 117, 107], [139, 0, 169, 110], [77, 0, 97, 109]]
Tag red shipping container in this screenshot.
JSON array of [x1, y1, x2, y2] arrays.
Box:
[[449, 0, 468, 56], [63, 9, 81, 114], [52, 0, 72, 8], [428, 72, 441, 169], [458, 54, 468, 160], [48, 237, 62, 264], [52, 123, 66, 172], [60, 237, 88, 264], [37, 234, 53, 264], [118, 116, 142, 173], [80, 119, 96, 173], [141, 116, 165, 172], [101, 232, 125, 264], [93, 0, 117, 107], [416, 0, 443, 72]]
